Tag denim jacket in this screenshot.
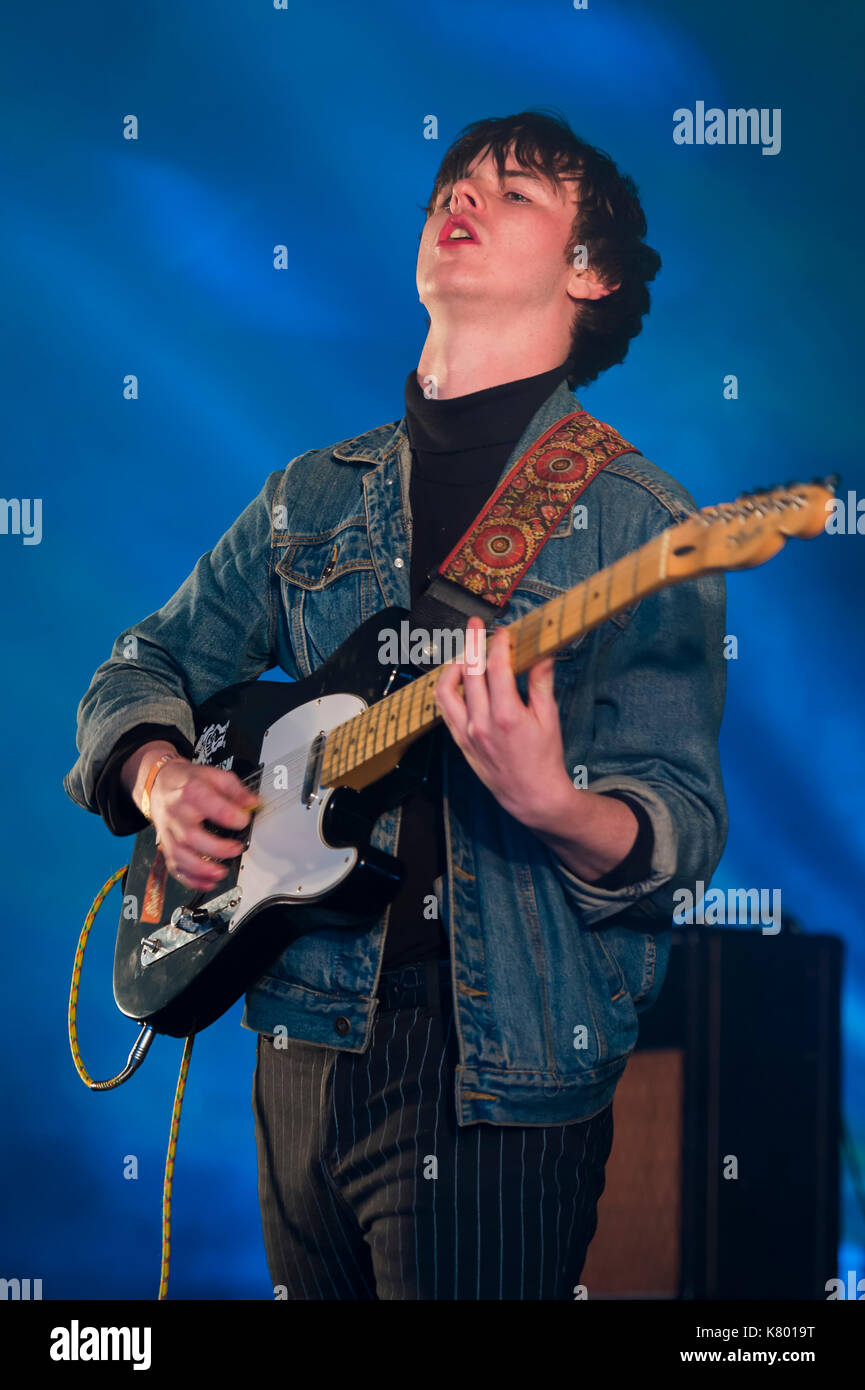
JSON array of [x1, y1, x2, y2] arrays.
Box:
[[65, 379, 728, 1126]]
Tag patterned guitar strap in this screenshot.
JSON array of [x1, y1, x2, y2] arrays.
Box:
[[409, 405, 639, 637]]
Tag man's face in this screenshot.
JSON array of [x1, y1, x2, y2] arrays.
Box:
[[416, 145, 581, 323]]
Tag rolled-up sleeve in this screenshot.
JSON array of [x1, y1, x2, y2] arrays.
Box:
[[64, 468, 288, 816], [552, 508, 729, 928]]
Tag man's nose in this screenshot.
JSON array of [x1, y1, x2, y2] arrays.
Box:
[[450, 178, 482, 210]]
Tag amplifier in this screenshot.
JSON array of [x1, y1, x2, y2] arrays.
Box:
[[581, 926, 843, 1299]]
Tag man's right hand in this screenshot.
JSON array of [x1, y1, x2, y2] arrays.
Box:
[[122, 740, 259, 892]]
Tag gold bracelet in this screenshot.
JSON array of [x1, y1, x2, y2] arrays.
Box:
[[141, 752, 181, 822]]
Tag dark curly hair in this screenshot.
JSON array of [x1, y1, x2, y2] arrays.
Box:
[[424, 109, 662, 389]]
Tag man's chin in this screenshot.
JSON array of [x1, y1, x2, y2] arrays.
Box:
[[418, 278, 501, 309]]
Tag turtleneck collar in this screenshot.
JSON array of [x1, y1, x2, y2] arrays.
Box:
[[404, 363, 570, 456]]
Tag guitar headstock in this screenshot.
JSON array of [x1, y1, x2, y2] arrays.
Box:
[[665, 477, 838, 579]]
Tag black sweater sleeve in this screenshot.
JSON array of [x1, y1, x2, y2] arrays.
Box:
[[590, 791, 655, 890], [94, 723, 194, 836]]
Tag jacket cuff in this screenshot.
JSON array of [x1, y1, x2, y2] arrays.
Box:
[[551, 775, 678, 926], [64, 697, 197, 815]]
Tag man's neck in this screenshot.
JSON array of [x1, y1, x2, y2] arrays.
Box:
[[416, 317, 571, 400]]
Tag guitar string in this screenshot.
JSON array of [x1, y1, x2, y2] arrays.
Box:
[[209, 647, 491, 798], [229, 619, 572, 830], [202, 608, 586, 832], [220, 628, 501, 797]]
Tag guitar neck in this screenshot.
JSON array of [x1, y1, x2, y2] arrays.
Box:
[[320, 528, 673, 789]]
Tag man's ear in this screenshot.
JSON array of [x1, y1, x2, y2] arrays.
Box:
[[567, 266, 621, 302]]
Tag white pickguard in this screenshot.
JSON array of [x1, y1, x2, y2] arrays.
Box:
[[227, 691, 367, 928]]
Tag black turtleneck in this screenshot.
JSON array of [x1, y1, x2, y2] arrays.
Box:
[[382, 365, 653, 970]]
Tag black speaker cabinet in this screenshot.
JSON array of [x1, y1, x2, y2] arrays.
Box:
[[581, 926, 843, 1299]]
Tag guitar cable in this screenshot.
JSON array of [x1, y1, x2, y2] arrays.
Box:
[[68, 864, 194, 1300]]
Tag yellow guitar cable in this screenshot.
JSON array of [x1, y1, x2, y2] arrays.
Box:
[[68, 865, 195, 1300]]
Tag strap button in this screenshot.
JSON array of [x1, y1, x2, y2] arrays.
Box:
[[334, 1016, 351, 1036]]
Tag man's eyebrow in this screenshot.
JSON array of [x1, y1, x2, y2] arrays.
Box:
[[478, 167, 548, 183], [475, 166, 565, 190], [434, 164, 568, 200]]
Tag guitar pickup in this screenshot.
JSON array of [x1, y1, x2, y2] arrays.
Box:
[[301, 731, 326, 808]]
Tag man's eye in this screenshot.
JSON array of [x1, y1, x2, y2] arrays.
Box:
[[505, 190, 530, 202]]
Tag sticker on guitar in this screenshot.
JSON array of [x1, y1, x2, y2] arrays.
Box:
[[193, 721, 230, 764]]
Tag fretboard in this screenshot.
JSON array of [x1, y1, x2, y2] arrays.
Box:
[[319, 528, 671, 788]]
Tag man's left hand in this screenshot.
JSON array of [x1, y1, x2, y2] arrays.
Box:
[[433, 615, 572, 830]]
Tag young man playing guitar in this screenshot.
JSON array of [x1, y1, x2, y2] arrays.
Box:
[[66, 111, 728, 1299]]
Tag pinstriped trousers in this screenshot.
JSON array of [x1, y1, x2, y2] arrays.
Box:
[[251, 958, 614, 1300]]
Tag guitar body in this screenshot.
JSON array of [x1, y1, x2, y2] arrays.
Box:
[[113, 606, 426, 1037]]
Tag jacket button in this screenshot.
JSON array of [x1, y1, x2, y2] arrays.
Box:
[[393, 556, 404, 568], [334, 1016, 351, 1036]]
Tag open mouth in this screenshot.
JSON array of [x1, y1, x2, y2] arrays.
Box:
[[438, 216, 477, 246]]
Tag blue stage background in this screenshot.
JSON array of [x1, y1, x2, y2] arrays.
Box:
[[2, 0, 863, 1298]]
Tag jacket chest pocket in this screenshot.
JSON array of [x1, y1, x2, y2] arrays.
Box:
[[275, 524, 380, 676]]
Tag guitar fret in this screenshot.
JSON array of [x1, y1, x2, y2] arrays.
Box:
[[386, 692, 402, 744], [525, 608, 546, 663], [604, 558, 616, 612], [406, 679, 422, 737], [421, 673, 438, 721], [346, 714, 361, 770], [369, 699, 382, 756], [360, 705, 376, 764], [339, 717, 352, 771], [396, 681, 413, 740], [375, 698, 388, 752], [583, 567, 609, 629], [509, 617, 527, 670], [370, 698, 386, 755], [404, 679, 418, 737], [332, 715, 350, 781], [525, 610, 542, 662], [395, 684, 410, 741], [327, 720, 344, 783]]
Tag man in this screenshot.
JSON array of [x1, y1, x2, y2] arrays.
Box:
[[65, 111, 728, 1299]]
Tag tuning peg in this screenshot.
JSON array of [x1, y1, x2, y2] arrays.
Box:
[[816, 473, 841, 493]]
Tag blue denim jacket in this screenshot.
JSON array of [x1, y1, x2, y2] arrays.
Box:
[[65, 379, 728, 1126]]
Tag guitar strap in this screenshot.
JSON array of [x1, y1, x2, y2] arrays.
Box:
[[409, 405, 639, 633]]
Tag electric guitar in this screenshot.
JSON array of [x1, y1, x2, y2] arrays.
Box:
[[113, 480, 834, 1036]]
